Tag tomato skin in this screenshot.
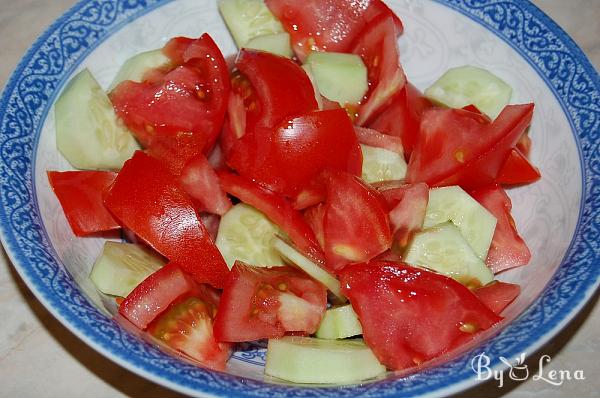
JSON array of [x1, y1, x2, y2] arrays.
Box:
[[339, 262, 502, 370], [473, 281, 520, 315], [104, 151, 229, 288], [469, 184, 531, 273], [497, 148, 541, 186], [217, 171, 325, 263], [213, 263, 327, 342], [179, 154, 232, 216], [380, 182, 429, 247], [47, 171, 119, 236]]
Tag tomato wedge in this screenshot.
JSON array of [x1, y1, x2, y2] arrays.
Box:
[[47, 171, 119, 236], [497, 148, 541, 185], [104, 151, 229, 288], [473, 281, 520, 315], [217, 171, 325, 263], [354, 126, 404, 155], [339, 262, 501, 370], [470, 184, 531, 273], [179, 154, 232, 216], [352, 14, 406, 126], [380, 182, 429, 247], [213, 263, 327, 342]]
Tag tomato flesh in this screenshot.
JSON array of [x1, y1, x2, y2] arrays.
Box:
[[179, 154, 232, 216], [380, 182, 429, 247], [473, 281, 521, 315], [354, 126, 404, 154], [497, 148, 541, 185]]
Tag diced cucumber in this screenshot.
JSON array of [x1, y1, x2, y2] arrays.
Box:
[[218, 0, 284, 48], [265, 336, 386, 384], [55, 69, 140, 170], [361, 144, 407, 184], [216, 204, 285, 269], [404, 222, 493, 287], [424, 65, 512, 119], [273, 237, 345, 303], [90, 241, 166, 297], [315, 305, 363, 340], [108, 49, 170, 91], [301, 64, 324, 110], [424, 186, 496, 260], [245, 32, 293, 58], [305, 52, 368, 105]]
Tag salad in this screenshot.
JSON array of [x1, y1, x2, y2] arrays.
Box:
[[47, 0, 540, 385]]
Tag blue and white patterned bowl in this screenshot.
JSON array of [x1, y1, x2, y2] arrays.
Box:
[[0, 0, 599, 396]]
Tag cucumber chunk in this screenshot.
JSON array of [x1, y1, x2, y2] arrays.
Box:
[[273, 237, 345, 302], [301, 64, 324, 110], [305, 52, 368, 105], [424, 186, 496, 260], [218, 0, 284, 48], [361, 144, 407, 184], [216, 204, 285, 269], [265, 336, 386, 384], [424, 65, 512, 119], [245, 32, 293, 58], [90, 241, 166, 297], [55, 69, 140, 170], [315, 305, 363, 340], [404, 222, 493, 287], [108, 49, 170, 91]]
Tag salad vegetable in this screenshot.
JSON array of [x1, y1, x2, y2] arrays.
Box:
[[48, 0, 540, 385]]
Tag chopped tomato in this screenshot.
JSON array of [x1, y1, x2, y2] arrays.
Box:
[[217, 171, 325, 263], [516, 131, 532, 157], [497, 148, 541, 185], [354, 126, 404, 154], [470, 184, 531, 273], [110, 34, 229, 175], [149, 284, 231, 371], [368, 82, 432, 157], [119, 262, 195, 329], [265, 0, 402, 60], [473, 281, 521, 315], [303, 203, 326, 248], [380, 182, 429, 247], [321, 171, 392, 270], [200, 212, 221, 243], [104, 151, 229, 288], [213, 263, 327, 342], [339, 262, 501, 370], [406, 104, 534, 190], [47, 171, 119, 236], [352, 14, 406, 126], [179, 154, 232, 216]]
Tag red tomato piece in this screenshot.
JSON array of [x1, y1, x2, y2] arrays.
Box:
[[47, 171, 119, 236], [303, 203, 326, 249], [354, 126, 404, 154], [352, 14, 406, 126], [473, 281, 521, 315], [179, 154, 232, 216], [406, 104, 534, 190], [497, 148, 541, 186], [516, 131, 532, 157], [469, 184, 531, 273], [217, 171, 325, 263], [380, 182, 429, 247], [339, 262, 502, 370], [110, 34, 230, 175], [104, 151, 229, 288], [213, 263, 327, 342], [265, 0, 402, 60], [119, 262, 196, 329], [368, 82, 432, 158], [321, 171, 392, 270], [149, 284, 232, 371]]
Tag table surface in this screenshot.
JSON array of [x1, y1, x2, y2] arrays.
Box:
[[0, 1, 599, 397]]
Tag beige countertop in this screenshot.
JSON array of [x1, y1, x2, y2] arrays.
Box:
[[0, 1, 598, 397]]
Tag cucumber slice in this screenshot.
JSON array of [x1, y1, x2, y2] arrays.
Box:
[[301, 64, 324, 110], [218, 0, 284, 48], [245, 32, 293, 58], [404, 222, 493, 287], [215, 204, 285, 269], [361, 144, 407, 184], [90, 241, 166, 297], [315, 305, 362, 340], [265, 336, 385, 384], [55, 69, 140, 170], [273, 237, 345, 303], [424, 186, 496, 260], [305, 52, 368, 105], [108, 49, 170, 91], [424, 65, 512, 119]]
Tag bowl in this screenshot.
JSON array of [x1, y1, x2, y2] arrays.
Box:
[[0, 0, 598, 396]]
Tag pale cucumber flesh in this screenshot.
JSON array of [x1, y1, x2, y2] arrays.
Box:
[[218, 0, 284, 48], [315, 305, 363, 340], [361, 144, 407, 184], [265, 336, 386, 384], [90, 241, 166, 297], [55, 69, 140, 170], [108, 49, 170, 91], [404, 222, 494, 287], [301, 64, 324, 110], [424, 186, 496, 260], [245, 32, 293, 58]]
